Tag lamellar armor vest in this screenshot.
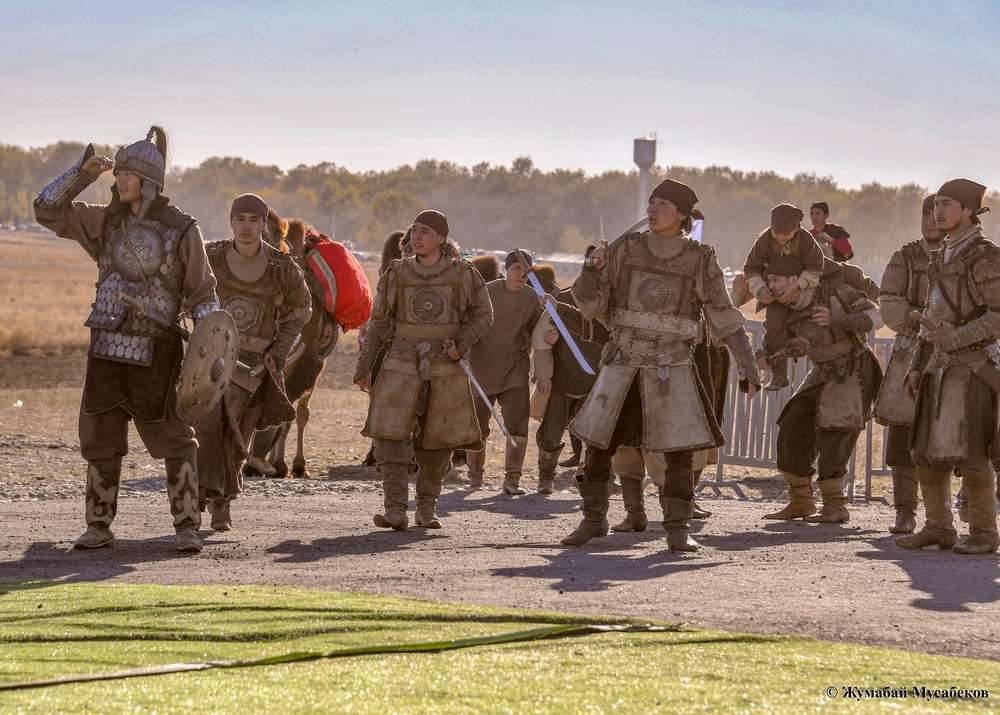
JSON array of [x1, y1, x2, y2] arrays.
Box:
[[606, 233, 705, 366], [206, 240, 293, 361], [570, 233, 727, 452], [86, 207, 195, 366], [389, 257, 469, 369], [360, 256, 485, 450]]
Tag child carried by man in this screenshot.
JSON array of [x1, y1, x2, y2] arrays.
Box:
[[742, 203, 825, 390]]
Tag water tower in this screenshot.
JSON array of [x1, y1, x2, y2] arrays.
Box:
[[633, 136, 656, 217]]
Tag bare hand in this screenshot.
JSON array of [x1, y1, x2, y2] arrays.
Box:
[[778, 283, 801, 305], [81, 154, 114, 180], [905, 371, 921, 398], [813, 306, 832, 326], [442, 338, 462, 361], [355, 375, 371, 393], [537, 377, 552, 395], [746, 381, 759, 399], [544, 327, 559, 346], [756, 287, 775, 305]]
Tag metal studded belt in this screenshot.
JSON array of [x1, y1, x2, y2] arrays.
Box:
[[90, 329, 154, 367]]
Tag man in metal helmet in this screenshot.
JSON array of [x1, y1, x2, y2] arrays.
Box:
[[34, 126, 220, 553]]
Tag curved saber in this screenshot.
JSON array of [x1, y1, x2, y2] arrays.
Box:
[[459, 358, 517, 447], [610, 216, 649, 245], [514, 248, 596, 375]]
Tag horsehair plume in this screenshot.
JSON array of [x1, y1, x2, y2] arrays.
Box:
[[146, 125, 168, 162]]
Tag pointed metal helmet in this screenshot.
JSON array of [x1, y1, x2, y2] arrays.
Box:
[[114, 126, 166, 189]]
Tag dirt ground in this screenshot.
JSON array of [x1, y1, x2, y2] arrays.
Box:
[[1, 351, 998, 663]]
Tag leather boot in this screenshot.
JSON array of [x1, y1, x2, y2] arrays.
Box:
[[74, 458, 121, 549], [502, 436, 528, 495], [953, 471, 1000, 555], [537, 446, 561, 495], [166, 454, 203, 553], [805, 477, 850, 523], [661, 491, 698, 552], [560, 481, 610, 546], [374, 465, 409, 530], [897, 468, 957, 550], [210, 497, 232, 531], [560, 435, 582, 467], [466, 448, 486, 490], [889, 467, 918, 534], [764, 472, 816, 519], [691, 468, 712, 519], [611, 477, 648, 532], [764, 355, 789, 391], [414, 460, 445, 529]]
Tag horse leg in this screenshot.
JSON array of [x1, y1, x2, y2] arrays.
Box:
[[270, 422, 292, 479], [292, 389, 313, 478], [244, 428, 277, 478]]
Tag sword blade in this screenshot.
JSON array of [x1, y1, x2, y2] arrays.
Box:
[[610, 216, 648, 245], [458, 358, 516, 447], [525, 271, 595, 375]]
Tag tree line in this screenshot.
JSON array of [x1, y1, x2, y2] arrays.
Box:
[[2, 140, 997, 276]]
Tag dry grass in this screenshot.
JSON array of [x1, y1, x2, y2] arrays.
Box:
[[0, 230, 96, 354], [0, 231, 383, 355]]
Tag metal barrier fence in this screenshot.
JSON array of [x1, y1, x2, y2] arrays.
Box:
[[702, 320, 895, 502]]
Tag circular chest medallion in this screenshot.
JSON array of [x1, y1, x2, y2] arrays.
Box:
[[410, 289, 446, 323], [636, 277, 673, 311], [224, 296, 262, 332]]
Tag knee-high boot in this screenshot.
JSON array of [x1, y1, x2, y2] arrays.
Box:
[[889, 466, 917, 534], [74, 458, 122, 549], [560, 481, 609, 546], [166, 453, 203, 553]]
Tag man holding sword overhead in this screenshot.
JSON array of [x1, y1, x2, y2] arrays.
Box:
[[564, 178, 761, 551], [355, 210, 493, 530]]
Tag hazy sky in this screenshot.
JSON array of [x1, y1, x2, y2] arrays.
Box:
[[4, 1, 998, 189]]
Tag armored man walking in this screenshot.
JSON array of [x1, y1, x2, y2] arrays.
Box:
[[196, 194, 312, 531], [565, 179, 760, 551], [354, 210, 493, 530], [899, 179, 999, 555], [34, 127, 220, 552]]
